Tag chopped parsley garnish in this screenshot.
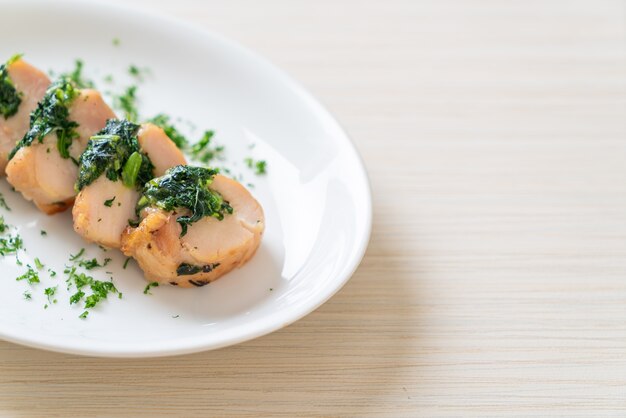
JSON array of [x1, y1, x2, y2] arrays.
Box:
[[84, 294, 100, 308], [176, 262, 220, 276], [123, 257, 131, 269], [143, 282, 159, 295], [64, 266, 89, 288], [23, 291, 32, 300], [149, 114, 187, 149], [9, 77, 80, 161], [76, 119, 153, 191], [256, 160, 267, 174], [79, 311, 89, 319], [128, 65, 148, 81], [34, 257, 44, 270], [190, 130, 213, 154], [64, 262, 121, 317], [48, 268, 57, 277], [78, 258, 101, 270], [147, 118, 227, 164], [136, 165, 233, 236], [0, 53, 23, 119], [40, 230, 47, 236], [114, 85, 139, 122], [244, 157, 267, 175], [112, 38, 120, 46], [190, 131, 223, 164], [104, 196, 116, 207], [95, 281, 117, 304], [0, 192, 10, 211], [69, 290, 84, 305], [16, 266, 39, 285], [69, 248, 85, 261], [76, 257, 110, 270], [0, 234, 23, 255], [63, 59, 94, 89], [44, 286, 57, 304]]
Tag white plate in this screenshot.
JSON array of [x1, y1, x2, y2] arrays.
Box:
[[0, 0, 371, 357]]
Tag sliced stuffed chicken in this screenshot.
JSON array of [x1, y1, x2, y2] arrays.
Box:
[[5, 77, 115, 214], [121, 165, 264, 287], [72, 119, 186, 248], [0, 55, 50, 172]]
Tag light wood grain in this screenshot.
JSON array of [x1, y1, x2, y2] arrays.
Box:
[[1, 0, 626, 416]]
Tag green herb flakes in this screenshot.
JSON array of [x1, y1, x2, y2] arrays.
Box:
[[78, 258, 101, 270], [148, 114, 187, 149], [63, 59, 94, 89], [69, 248, 85, 261], [128, 65, 148, 81], [0, 235, 23, 255], [191, 131, 223, 164], [44, 286, 57, 304], [34, 257, 44, 270], [143, 281, 159, 295], [64, 259, 121, 318], [114, 85, 139, 122], [0, 193, 10, 211], [245, 157, 267, 175], [16, 266, 39, 285], [69, 290, 85, 305]]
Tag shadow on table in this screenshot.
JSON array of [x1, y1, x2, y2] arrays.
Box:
[[0, 211, 422, 416]]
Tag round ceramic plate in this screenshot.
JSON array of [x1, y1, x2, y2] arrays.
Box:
[[0, 1, 371, 357]]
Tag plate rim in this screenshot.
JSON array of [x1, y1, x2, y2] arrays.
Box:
[[0, 0, 373, 357]]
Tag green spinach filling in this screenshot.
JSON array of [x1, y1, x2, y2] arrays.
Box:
[[176, 262, 220, 276], [0, 54, 24, 119], [9, 77, 80, 161], [136, 165, 233, 237], [76, 119, 154, 191]]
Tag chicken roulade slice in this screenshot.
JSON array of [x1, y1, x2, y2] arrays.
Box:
[[121, 165, 265, 287], [72, 119, 186, 248], [5, 77, 115, 214], [0, 55, 50, 173]]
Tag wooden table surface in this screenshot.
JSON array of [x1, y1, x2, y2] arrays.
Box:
[[2, 0, 625, 416]]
